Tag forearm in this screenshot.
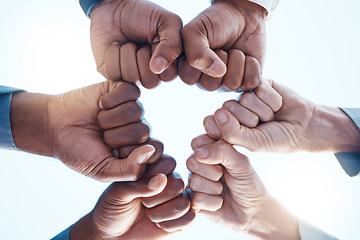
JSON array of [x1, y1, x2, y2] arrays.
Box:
[[10, 91, 53, 156], [306, 105, 360, 153], [246, 195, 301, 240]]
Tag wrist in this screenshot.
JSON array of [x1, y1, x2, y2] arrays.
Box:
[[70, 212, 102, 240], [246, 195, 300, 240], [10, 91, 54, 157], [212, 0, 267, 18], [306, 105, 360, 153]]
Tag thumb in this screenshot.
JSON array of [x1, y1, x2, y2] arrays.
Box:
[[212, 108, 263, 151], [150, 13, 183, 74], [96, 145, 156, 182], [181, 25, 227, 78], [105, 173, 168, 204], [193, 140, 252, 179]]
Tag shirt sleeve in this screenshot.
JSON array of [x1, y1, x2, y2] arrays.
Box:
[[298, 219, 338, 240], [248, 0, 279, 14], [334, 108, 360, 177], [50, 227, 71, 240], [0, 86, 24, 150]]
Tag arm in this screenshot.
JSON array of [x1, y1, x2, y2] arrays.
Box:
[[53, 157, 195, 240], [187, 134, 338, 239], [204, 80, 360, 153], [8, 80, 153, 182]]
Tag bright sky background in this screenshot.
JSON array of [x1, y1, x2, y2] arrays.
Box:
[[0, 0, 360, 239]]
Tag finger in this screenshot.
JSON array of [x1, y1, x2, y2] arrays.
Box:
[[104, 173, 168, 203], [254, 78, 283, 112], [238, 91, 274, 122], [104, 42, 121, 80], [159, 61, 178, 82], [98, 101, 143, 129], [190, 192, 223, 212], [188, 173, 223, 195], [137, 45, 161, 89], [150, 13, 183, 74], [103, 121, 150, 148], [156, 209, 196, 232], [146, 192, 191, 223], [120, 42, 140, 84], [222, 100, 259, 128], [99, 82, 140, 110], [222, 49, 246, 91], [191, 134, 216, 150], [193, 139, 253, 178], [181, 25, 226, 78], [142, 173, 185, 208], [94, 145, 156, 182], [186, 156, 223, 182], [178, 55, 202, 85], [241, 56, 261, 91], [198, 49, 228, 91], [212, 108, 265, 150], [203, 115, 222, 140], [117, 139, 164, 164], [146, 154, 176, 176]]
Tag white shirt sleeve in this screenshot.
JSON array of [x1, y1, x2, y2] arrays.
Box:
[[298, 219, 339, 240], [248, 0, 279, 14]]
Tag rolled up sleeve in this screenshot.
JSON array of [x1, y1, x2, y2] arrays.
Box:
[[0, 86, 24, 150]]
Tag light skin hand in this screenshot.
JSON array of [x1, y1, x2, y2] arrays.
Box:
[[204, 80, 360, 153], [10, 80, 151, 182], [179, 0, 266, 91], [70, 157, 195, 240], [187, 135, 300, 240], [90, 0, 183, 88]]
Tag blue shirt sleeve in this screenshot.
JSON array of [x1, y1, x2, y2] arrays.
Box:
[[298, 219, 338, 240], [0, 86, 24, 150], [50, 227, 70, 240], [335, 108, 360, 177]]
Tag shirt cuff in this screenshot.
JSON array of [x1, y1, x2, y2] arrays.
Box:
[[50, 227, 71, 240], [248, 0, 279, 15], [334, 108, 360, 177], [0, 87, 24, 150], [79, 0, 103, 18], [298, 219, 338, 240]]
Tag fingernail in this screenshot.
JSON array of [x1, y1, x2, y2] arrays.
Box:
[[112, 148, 119, 158], [112, 41, 119, 45], [207, 60, 226, 78], [151, 56, 168, 74], [98, 100, 104, 110], [137, 145, 156, 164], [148, 175, 163, 191], [195, 148, 209, 159], [216, 111, 228, 124]]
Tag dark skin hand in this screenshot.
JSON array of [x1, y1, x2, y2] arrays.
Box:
[[179, 0, 266, 91], [70, 156, 195, 240], [11, 80, 151, 182], [90, 0, 183, 88]]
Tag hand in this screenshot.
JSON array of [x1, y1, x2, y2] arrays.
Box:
[[90, 0, 183, 88], [11, 80, 151, 182], [70, 157, 195, 240], [187, 135, 300, 240], [179, 0, 266, 91], [204, 80, 360, 153]]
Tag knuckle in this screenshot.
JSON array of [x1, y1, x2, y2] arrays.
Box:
[[239, 92, 255, 107], [188, 176, 200, 191], [222, 100, 237, 112], [186, 157, 196, 172]]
